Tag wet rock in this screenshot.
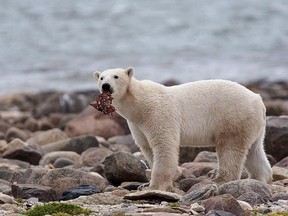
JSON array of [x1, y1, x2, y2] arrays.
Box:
[[275, 156, 288, 168], [5, 127, 29, 142], [108, 134, 138, 153], [0, 192, 15, 204], [124, 190, 181, 202], [193, 151, 217, 163], [237, 191, 264, 206], [26, 128, 68, 146], [42, 135, 99, 154], [65, 106, 127, 139], [2, 139, 42, 165], [75, 147, 113, 168], [180, 162, 218, 177], [179, 147, 215, 164], [39, 151, 80, 166], [53, 157, 75, 168], [265, 116, 288, 161], [201, 194, 244, 215], [11, 183, 57, 202], [218, 179, 271, 202], [102, 152, 148, 186], [271, 192, 288, 201], [272, 166, 288, 181], [59, 185, 100, 201]]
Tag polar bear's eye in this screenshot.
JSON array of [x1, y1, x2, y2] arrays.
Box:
[[114, 75, 119, 79], [100, 77, 103, 80]]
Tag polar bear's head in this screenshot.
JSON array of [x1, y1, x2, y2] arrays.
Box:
[[93, 67, 134, 99]]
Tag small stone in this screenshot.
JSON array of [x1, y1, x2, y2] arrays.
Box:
[[124, 190, 181, 202], [272, 166, 288, 181], [60, 185, 100, 201], [193, 151, 217, 163], [258, 207, 272, 214], [108, 134, 139, 153], [179, 177, 199, 192], [190, 203, 205, 212], [39, 151, 80, 166], [53, 157, 75, 168], [5, 127, 29, 142], [237, 200, 253, 211]]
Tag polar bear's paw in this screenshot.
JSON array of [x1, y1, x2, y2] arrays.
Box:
[[138, 183, 184, 195]]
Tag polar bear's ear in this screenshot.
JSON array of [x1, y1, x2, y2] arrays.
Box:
[[93, 71, 101, 81], [126, 67, 134, 78]]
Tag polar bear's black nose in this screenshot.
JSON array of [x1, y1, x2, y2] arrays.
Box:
[[102, 83, 111, 92]]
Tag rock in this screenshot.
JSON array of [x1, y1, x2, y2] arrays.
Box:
[[108, 134, 138, 153], [179, 147, 215, 164], [5, 127, 29, 142], [121, 182, 144, 191], [19, 168, 48, 184], [53, 158, 75, 168], [39, 151, 80, 166], [109, 144, 131, 153], [237, 191, 264, 206], [258, 207, 272, 214], [237, 200, 253, 211], [0, 158, 30, 169], [38, 168, 108, 197], [206, 210, 236, 216], [0, 169, 22, 183], [271, 192, 288, 201], [190, 203, 205, 212], [265, 100, 288, 116], [24, 117, 39, 132], [42, 135, 99, 154], [75, 147, 113, 168], [2, 138, 42, 165], [180, 162, 218, 177], [265, 116, 288, 161], [275, 156, 288, 168], [193, 151, 218, 163], [124, 190, 181, 202], [0, 140, 7, 149], [102, 152, 148, 186], [11, 183, 57, 202], [201, 194, 244, 215], [0, 192, 15, 204], [272, 166, 288, 181], [59, 185, 100, 201], [179, 177, 199, 192], [179, 182, 218, 204], [218, 179, 271, 202], [26, 128, 68, 146]]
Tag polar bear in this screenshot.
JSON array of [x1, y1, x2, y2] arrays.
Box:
[[93, 67, 272, 192]]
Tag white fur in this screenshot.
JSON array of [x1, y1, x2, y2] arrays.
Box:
[[93, 68, 272, 192]]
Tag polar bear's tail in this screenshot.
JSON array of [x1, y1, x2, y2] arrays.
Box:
[[244, 124, 273, 184]]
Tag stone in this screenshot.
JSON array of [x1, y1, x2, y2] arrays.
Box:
[[193, 151, 218, 163], [121, 182, 144, 191], [179, 177, 199, 192], [102, 152, 148, 186], [38, 168, 108, 197], [179, 146, 215, 164], [275, 156, 288, 168], [190, 203, 205, 212], [53, 158, 75, 168], [206, 210, 236, 216], [271, 192, 288, 201], [179, 183, 218, 204], [26, 128, 68, 146], [59, 185, 100, 201], [0, 192, 15, 204], [24, 117, 39, 132], [265, 116, 288, 161], [75, 147, 113, 168], [272, 166, 288, 181], [218, 179, 271, 202], [2, 138, 42, 165], [109, 144, 131, 153], [180, 162, 218, 177], [237, 200, 253, 211], [64, 106, 127, 139], [108, 134, 139, 153], [237, 191, 264, 206], [39, 151, 80, 166], [124, 190, 181, 202], [11, 183, 57, 202], [42, 135, 99, 154], [0, 169, 22, 183], [0, 158, 30, 169], [201, 194, 244, 215], [5, 127, 29, 142]]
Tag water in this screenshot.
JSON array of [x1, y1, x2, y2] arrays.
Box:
[[0, 0, 288, 95]]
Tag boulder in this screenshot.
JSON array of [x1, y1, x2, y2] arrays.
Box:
[[265, 116, 288, 161], [11, 183, 57, 202], [102, 152, 148, 186], [26, 128, 68, 146], [179, 177, 199, 192], [39, 151, 80, 166]]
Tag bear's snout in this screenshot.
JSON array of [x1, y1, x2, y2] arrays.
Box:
[[102, 83, 112, 93]]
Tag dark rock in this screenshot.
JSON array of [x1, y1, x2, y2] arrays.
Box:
[[3, 146, 42, 165], [42, 135, 99, 154], [206, 210, 236, 216], [121, 182, 144, 191], [193, 151, 217, 163], [124, 190, 181, 202], [11, 183, 57, 202], [218, 179, 271, 202], [271, 192, 288, 201], [102, 152, 148, 186], [53, 157, 75, 168], [179, 147, 215, 164], [59, 185, 100, 201], [265, 116, 288, 161], [179, 177, 199, 192], [275, 156, 288, 168], [5, 127, 29, 142], [201, 194, 244, 215], [237, 191, 264, 206]]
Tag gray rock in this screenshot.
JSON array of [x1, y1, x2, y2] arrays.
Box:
[[265, 116, 288, 161], [218, 179, 271, 202], [0, 169, 22, 183], [206, 210, 236, 216], [3, 147, 42, 165], [124, 190, 181, 202], [26, 128, 68, 146], [179, 177, 199, 192], [42, 135, 99, 154], [39, 151, 80, 166], [275, 156, 288, 168], [11, 183, 57, 202], [201, 194, 244, 215], [0, 192, 15, 204], [237, 191, 264, 206], [193, 151, 218, 163], [53, 158, 75, 168], [102, 152, 148, 186], [271, 192, 288, 202], [181, 162, 218, 177], [5, 127, 29, 142]]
